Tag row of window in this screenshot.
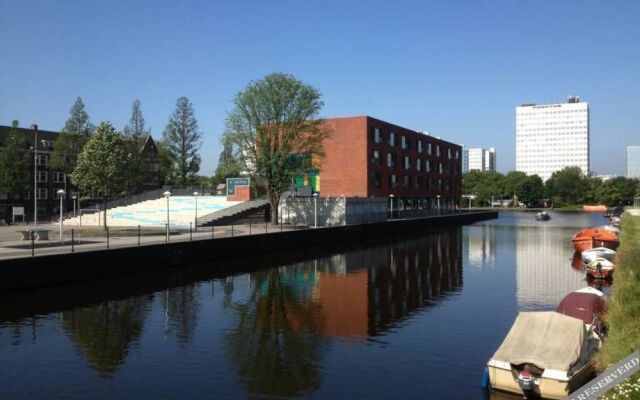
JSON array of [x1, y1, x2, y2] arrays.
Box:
[[36, 171, 66, 183], [371, 151, 459, 175], [370, 172, 457, 191], [370, 127, 459, 159]]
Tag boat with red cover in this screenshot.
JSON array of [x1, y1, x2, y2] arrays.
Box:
[[572, 228, 619, 253], [556, 287, 606, 335]]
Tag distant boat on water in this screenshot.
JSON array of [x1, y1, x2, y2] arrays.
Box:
[[535, 211, 550, 221], [583, 205, 607, 212]]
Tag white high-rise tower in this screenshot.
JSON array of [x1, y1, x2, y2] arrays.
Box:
[[516, 97, 589, 181]]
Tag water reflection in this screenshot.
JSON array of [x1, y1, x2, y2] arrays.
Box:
[[161, 285, 200, 344], [60, 296, 153, 376]]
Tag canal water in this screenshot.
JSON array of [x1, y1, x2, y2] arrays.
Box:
[[0, 211, 607, 399]]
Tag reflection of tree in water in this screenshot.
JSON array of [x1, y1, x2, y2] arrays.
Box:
[[60, 295, 153, 377], [224, 268, 325, 398], [161, 285, 200, 345]]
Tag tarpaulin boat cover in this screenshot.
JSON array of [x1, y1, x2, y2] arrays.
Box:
[[557, 292, 606, 325], [492, 312, 588, 371]]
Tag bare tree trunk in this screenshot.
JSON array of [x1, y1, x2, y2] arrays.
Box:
[[268, 190, 280, 225], [102, 197, 107, 230]]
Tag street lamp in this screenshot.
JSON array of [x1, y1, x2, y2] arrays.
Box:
[[437, 195, 441, 214], [389, 194, 395, 220], [163, 191, 172, 241], [193, 191, 199, 232], [72, 193, 77, 217], [491, 195, 495, 208], [313, 192, 319, 228], [57, 189, 65, 244], [31, 124, 38, 226]]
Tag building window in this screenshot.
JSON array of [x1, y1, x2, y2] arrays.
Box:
[[436, 145, 441, 157], [404, 156, 410, 170], [371, 172, 381, 188], [387, 153, 396, 168], [439, 163, 444, 174], [402, 175, 410, 189], [40, 140, 54, 149], [36, 154, 48, 166], [428, 143, 432, 155], [371, 150, 381, 165], [401, 136, 410, 150], [455, 150, 459, 159], [37, 171, 48, 183], [372, 127, 382, 144], [389, 174, 398, 188], [53, 172, 65, 183], [417, 140, 423, 153], [416, 158, 422, 171], [415, 176, 422, 189], [448, 149, 452, 159], [389, 132, 396, 147], [426, 160, 431, 172], [37, 188, 48, 199]]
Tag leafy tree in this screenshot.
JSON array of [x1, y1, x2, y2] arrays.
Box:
[[502, 171, 528, 203], [50, 97, 94, 174], [518, 175, 544, 207], [71, 122, 136, 229], [213, 141, 242, 184], [0, 120, 30, 204], [545, 166, 589, 206], [162, 97, 202, 185], [462, 170, 504, 206], [595, 177, 639, 206], [123, 99, 150, 144], [224, 73, 330, 223], [156, 140, 178, 186]]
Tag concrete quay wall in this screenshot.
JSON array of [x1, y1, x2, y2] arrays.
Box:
[[0, 211, 497, 294]]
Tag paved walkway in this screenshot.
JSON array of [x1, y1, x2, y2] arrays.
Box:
[[0, 222, 308, 261]]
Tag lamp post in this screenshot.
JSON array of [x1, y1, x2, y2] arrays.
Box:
[[31, 124, 38, 226], [193, 191, 199, 232], [437, 195, 441, 214], [491, 195, 494, 208], [72, 194, 77, 217], [389, 194, 394, 220], [163, 191, 172, 241], [57, 189, 65, 244], [313, 192, 319, 228]]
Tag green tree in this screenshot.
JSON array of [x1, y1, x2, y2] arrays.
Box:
[[502, 171, 528, 204], [123, 99, 150, 144], [0, 120, 30, 204], [213, 141, 242, 184], [224, 73, 330, 223], [462, 170, 504, 206], [50, 97, 94, 174], [71, 122, 135, 229], [156, 140, 178, 186], [545, 166, 589, 206], [518, 175, 544, 207], [162, 97, 202, 185], [595, 177, 640, 206]]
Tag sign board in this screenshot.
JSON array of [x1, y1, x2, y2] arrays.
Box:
[[12, 206, 24, 216], [226, 177, 250, 196]]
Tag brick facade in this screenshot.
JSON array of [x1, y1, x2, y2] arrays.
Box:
[[319, 116, 462, 209]]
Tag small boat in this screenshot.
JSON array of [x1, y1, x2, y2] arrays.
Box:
[[581, 247, 616, 264], [571, 252, 583, 270], [600, 225, 620, 234], [609, 216, 621, 227], [572, 228, 619, 253], [487, 311, 600, 399], [586, 258, 615, 280], [535, 211, 550, 221], [556, 287, 606, 335], [583, 205, 607, 212], [603, 212, 612, 218]]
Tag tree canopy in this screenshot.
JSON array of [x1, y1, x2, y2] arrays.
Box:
[[123, 99, 150, 144], [223, 73, 330, 223], [162, 97, 202, 185], [0, 120, 30, 202], [50, 97, 94, 174]]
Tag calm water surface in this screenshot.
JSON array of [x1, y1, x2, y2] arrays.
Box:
[[0, 211, 607, 399]]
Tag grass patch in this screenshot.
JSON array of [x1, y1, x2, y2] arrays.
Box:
[[598, 213, 640, 399]]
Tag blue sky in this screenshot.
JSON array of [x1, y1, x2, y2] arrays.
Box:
[[1, 0, 638, 175]]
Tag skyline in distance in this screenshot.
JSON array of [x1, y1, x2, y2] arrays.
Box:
[[1, 0, 638, 176]]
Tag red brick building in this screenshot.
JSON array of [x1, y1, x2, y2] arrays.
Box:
[[319, 116, 462, 210]]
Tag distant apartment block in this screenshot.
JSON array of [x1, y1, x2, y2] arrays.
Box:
[[626, 146, 640, 178], [516, 97, 589, 181], [462, 147, 496, 172]]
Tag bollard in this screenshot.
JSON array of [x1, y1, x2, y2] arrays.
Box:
[[138, 225, 141, 246], [71, 229, 75, 253], [190, 222, 193, 241], [106, 226, 110, 249], [31, 231, 35, 257]]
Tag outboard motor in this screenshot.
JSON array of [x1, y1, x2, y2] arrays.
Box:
[[517, 369, 534, 391]]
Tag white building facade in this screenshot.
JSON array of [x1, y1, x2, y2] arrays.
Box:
[[626, 145, 640, 178], [516, 97, 589, 181], [462, 147, 496, 172]]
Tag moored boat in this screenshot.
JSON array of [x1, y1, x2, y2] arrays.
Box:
[[572, 228, 619, 252], [581, 247, 616, 264], [535, 211, 550, 221], [556, 287, 606, 335], [586, 258, 615, 280], [487, 311, 600, 399], [583, 205, 607, 212], [571, 252, 583, 270]]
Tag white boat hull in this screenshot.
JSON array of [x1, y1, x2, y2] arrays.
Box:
[[581, 247, 616, 264]]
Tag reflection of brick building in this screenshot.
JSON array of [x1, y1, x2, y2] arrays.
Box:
[[319, 116, 462, 210]]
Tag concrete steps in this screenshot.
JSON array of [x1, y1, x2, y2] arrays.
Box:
[[197, 199, 270, 227]]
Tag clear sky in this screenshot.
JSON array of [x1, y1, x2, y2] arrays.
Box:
[[1, 0, 638, 176]]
